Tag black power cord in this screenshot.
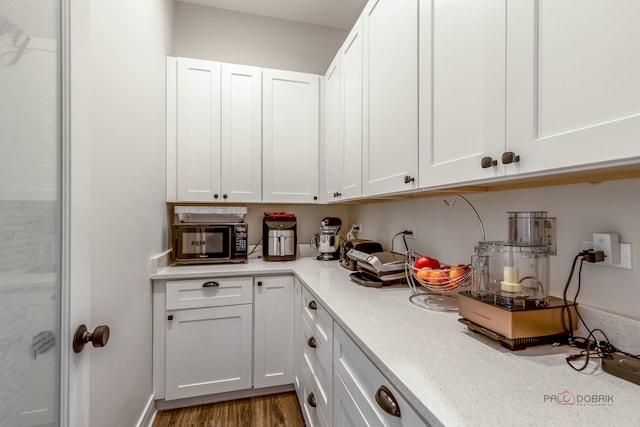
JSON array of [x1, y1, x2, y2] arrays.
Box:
[[562, 250, 640, 372], [390, 230, 413, 255]]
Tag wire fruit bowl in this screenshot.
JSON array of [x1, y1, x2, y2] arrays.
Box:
[[405, 250, 471, 312]]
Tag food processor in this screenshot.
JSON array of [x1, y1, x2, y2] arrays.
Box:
[[458, 211, 578, 350]]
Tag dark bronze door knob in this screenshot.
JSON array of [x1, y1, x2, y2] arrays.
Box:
[[73, 324, 110, 353]]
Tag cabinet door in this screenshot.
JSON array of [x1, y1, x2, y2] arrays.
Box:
[[340, 17, 364, 200], [419, 0, 506, 187], [322, 54, 343, 202], [362, 0, 418, 196], [165, 304, 252, 400], [506, 1, 640, 174], [221, 63, 262, 202], [253, 276, 295, 388], [334, 372, 374, 427], [262, 69, 320, 203], [176, 58, 222, 202], [293, 278, 303, 398]]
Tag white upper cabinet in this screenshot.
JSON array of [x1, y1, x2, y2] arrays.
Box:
[[221, 63, 262, 202], [505, 0, 640, 175], [321, 54, 343, 202], [340, 18, 365, 200], [175, 57, 222, 202], [419, 0, 507, 188], [362, 0, 419, 196], [168, 57, 262, 202], [322, 17, 365, 203], [262, 69, 320, 203]]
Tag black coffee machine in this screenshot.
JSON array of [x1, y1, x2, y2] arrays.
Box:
[[263, 213, 297, 261]]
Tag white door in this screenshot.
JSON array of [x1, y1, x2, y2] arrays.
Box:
[[221, 63, 262, 202], [506, 0, 640, 175], [322, 54, 343, 202], [0, 1, 79, 425], [362, 0, 418, 196], [177, 58, 222, 202], [262, 68, 320, 203], [419, 0, 506, 187], [340, 17, 364, 200], [165, 304, 253, 400], [253, 276, 294, 388]]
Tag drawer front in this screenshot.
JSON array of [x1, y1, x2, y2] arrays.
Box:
[[301, 346, 332, 427], [301, 287, 333, 359], [302, 317, 332, 425], [333, 325, 426, 427], [166, 276, 253, 310]]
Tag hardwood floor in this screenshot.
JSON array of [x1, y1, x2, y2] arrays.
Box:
[[153, 392, 306, 427]]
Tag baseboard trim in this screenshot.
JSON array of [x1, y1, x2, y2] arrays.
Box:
[[154, 384, 295, 411], [136, 394, 157, 427]]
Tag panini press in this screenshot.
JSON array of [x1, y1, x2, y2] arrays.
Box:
[[347, 250, 407, 288]]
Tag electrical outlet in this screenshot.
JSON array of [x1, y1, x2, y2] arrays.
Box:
[[593, 233, 620, 264], [404, 226, 417, 239], [580, 240, 632, 270]]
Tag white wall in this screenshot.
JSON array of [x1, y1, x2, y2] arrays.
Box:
[[85, 1, 174, 426], [348, 178, 640, 320], [173, 2, 347, 74]]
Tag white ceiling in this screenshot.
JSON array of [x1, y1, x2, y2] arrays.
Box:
[[177, 0, 367, 30]]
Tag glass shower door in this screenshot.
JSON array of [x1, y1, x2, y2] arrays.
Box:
[[0, 0, 62, 425]]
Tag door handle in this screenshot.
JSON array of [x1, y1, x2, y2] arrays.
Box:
[[73, 324, 110, 353], [202, 281, 220, 288]]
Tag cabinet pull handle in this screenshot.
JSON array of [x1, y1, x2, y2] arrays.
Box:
[[307, 392, 317, 408], [223, 194, 228, 199], [257, 281, 263, 287], [167, 315, 173, 321], [501, 151, 520, 164], [202, 281, 220, 288], [313, 195, 318, 201], [375, 386, 401, 417], [481, 156, 498, 168], [213, 194, 219, 199], [403, 175, 415, 184], [308, 300, 317, 310], [307, 337, 317, 348]]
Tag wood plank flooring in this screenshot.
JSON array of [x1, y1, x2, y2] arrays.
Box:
[[152, 392, 305, 427]]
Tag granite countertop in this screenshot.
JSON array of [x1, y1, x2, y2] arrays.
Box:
[[151, 257, 640, 427]]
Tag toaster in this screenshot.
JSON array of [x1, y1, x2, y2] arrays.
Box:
[[339, 239, 383, 271]]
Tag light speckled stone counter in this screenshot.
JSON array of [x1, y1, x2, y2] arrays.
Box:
[[151, 257, 640, 427]]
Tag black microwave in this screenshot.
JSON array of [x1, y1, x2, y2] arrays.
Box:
[[172, 223, 248, 264]]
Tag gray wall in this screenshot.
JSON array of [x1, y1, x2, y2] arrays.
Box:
[[84, 1, 174, 426], [349, 178, 640, 320], [173, 2, 347, 74]]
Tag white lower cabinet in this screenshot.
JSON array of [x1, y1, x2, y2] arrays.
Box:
[[333, 325, 425, 427], [253, 276, 295, 388], [295, 285, 426, 427], [161, 277, 254, 400], [154, 274, 295, 404], [165, 304, 253, 400]]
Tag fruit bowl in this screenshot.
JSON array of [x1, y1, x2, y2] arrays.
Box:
[[404, 251, 471, 292]]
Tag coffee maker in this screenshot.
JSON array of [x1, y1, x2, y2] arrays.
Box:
[[263, 213, 297, 261], [311, 217, 342, 260]]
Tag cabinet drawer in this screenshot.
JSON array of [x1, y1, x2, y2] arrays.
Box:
[[333, 324, 426, 427], [166, 277, 253, 310], [301, 287, 333, 360], [300, 351, 331, 427], [301, 317, 332, 425]]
